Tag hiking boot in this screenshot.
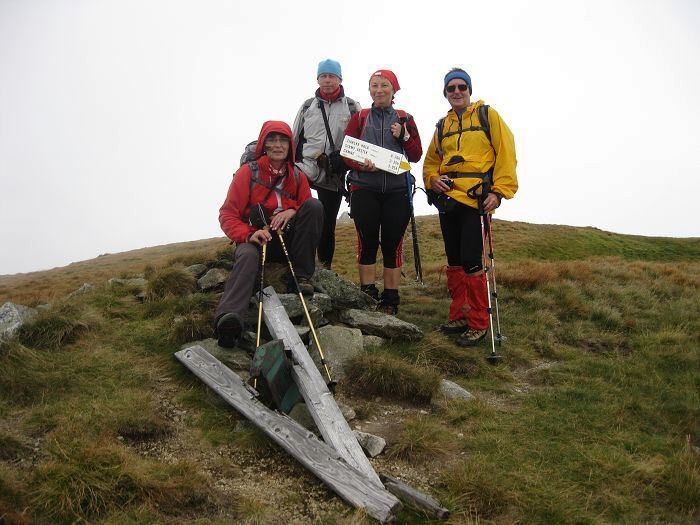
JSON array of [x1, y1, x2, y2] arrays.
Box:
[[376, 303, 398, 315], [377, 288, 399, 315], [439, 318, 468, 334], [288, 276, 314, 297], [215, 312, 244, 348], [360, 283, 379, 301], [455, 328, 488, 347]]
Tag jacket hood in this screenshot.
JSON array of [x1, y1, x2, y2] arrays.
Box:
[[254, 120, 296, 163]]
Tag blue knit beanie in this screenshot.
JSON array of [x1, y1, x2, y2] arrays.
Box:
[[317, 59, 342, 80], [443, 69, 472, 95]]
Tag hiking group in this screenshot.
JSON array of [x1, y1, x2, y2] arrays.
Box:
[[214, 59, 518, 350]]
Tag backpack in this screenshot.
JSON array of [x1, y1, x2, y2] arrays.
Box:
[[356, 108, 410, 138], [435, 104, 490, 155], [235, 140, 301, 201], [295, 96, 359, 160], [427, 105, 492, 212]]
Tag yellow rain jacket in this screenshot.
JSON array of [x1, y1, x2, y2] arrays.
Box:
[[423, 100, 518, 211]]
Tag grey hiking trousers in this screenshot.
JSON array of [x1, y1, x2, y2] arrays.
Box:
[[215, 198, 323, 320]]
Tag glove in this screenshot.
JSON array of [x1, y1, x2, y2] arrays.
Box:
[[329, 150, 347, 175]]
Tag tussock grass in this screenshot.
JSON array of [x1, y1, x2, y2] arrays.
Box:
[[0, 217, 698, 523], [344, 351, 441, 403], [0, 464, 30, 525], [388, 417, 459, 464], [144, 265, 197, 300], [30, 439, 214, 523], [15, 304, 90, 350], [0, 341, 52, 403]]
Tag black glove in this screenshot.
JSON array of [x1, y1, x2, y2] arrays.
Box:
[[329, 150, 347, 175]]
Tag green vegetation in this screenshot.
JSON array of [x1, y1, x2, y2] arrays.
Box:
[[0, 217, 698, 524]]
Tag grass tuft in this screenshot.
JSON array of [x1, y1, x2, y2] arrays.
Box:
[[145, 266, 196, 301], [344, 351, 441, 403], [660, 437, 700, 516], [388, 417, 459, 464], [15, 306, 89, 350]]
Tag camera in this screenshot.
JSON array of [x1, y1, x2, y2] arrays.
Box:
[[445, 178, 455, 189]]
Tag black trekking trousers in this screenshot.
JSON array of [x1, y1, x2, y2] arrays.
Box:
[[350, 189, 411, 268]]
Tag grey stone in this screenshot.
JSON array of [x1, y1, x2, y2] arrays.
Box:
[[108, 277, 148, 288], [313, 268, 377, 310], [363, 335, 385, 348], [434, 379, 475, 403], [181, 338, 251, 372], [339, 309, 423, 341], [185, 264, 208, 278], [67, 283, 95, 298], [354, 430, 386, 457], [197, 268, 229, 292], [278, 293, 326, 327], [338, 401, 356, 422], [309, 325, 363, 381], [0, 302, 38, 340]]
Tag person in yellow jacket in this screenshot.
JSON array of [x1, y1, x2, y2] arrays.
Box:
[[423, 67, 518, 346]]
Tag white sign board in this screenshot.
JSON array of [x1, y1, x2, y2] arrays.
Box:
[[340, 136, 412, 175]]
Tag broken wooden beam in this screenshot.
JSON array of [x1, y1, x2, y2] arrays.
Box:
[[261, 286, 383, 486], [175, 345, 401, 523], [380, 473, 450, 521]]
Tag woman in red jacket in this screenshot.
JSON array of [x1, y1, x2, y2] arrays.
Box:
[[215, 121, 323, 348]]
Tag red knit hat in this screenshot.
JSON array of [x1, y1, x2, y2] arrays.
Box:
[[369, 69, 400, 92]]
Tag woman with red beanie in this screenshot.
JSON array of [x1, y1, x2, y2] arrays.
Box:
[[343, 69, 422, 315]]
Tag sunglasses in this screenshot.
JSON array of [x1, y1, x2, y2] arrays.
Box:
[[445, 84, 469, 93]]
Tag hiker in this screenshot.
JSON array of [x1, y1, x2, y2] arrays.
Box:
[[343, 69, 423, 315], [292, 59, 361, 269], [214, 121, 323, 348], [423, 67, 518, 346]]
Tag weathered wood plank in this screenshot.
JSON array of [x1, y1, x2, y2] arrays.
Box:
[[261, 286, 383, 486], [174, 345, 401, 523], [380, 473, 450, 521]]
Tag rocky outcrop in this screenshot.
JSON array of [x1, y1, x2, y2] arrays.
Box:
[[0, 302, 37, 340]]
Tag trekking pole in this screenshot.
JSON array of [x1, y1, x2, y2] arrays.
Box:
[[276, 230, 336, 390], [256, 242, 267, 348], [484, 214, 505, 346], [470, 180, 502, 364], [400, 129, 423, 284], [480, 212, 501, 364]]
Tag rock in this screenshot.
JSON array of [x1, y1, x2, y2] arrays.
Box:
[[313, 269, 377, 310], [309, 325, 363, 381], [108, 277, 148, 288], [338, 401, 356, 422], [181, 338, 251, 372], [67, 283, 95, 298], [363, 335, 385, 348], [185, 264, 208, 278], [197, 268, 229, 292], [277, 293, 327, 327], [354, 430, 386, 457], [339, 309, 423, 341], [0, 302, 38, 340], [434, 379, 475, 403]]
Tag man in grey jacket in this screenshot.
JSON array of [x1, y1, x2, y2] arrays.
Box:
[[292, 59, 360, 269]]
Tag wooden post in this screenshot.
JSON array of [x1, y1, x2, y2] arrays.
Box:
[[261, 286, 383, 486], [175, 345, 401, 523]]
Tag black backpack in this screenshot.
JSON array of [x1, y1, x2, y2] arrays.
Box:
[[435, 104, 490, 155]]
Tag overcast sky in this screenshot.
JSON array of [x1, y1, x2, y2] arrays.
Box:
[[1, 0, 699, 275]]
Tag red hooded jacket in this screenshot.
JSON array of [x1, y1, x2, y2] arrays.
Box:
[[219, 121, 312, 243]]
